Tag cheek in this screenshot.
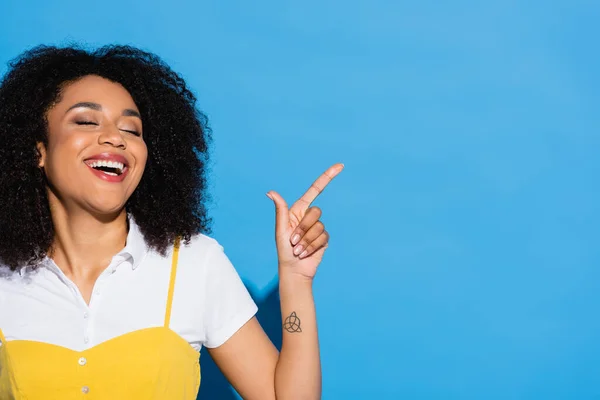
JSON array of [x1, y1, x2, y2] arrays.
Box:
[[43, 133, 88, 183], [67, 135, 89, 149], [134, 142, 149, 170], [46, 131, 87, 161]]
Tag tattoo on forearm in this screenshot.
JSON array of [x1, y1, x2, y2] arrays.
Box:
[[283, 311, 302, 333]]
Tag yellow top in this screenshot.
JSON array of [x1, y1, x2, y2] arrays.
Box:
[[0, 238, 201, 399]]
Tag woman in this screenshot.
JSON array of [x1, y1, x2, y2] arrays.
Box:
[[0, 45, 343, 399]]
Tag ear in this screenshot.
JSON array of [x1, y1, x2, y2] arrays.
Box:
[[36, 142, 46, 168]]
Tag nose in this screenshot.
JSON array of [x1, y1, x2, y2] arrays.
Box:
[[98, 125, 126, 149]]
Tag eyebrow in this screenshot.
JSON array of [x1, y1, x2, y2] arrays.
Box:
[[66, 102, 141, 119]]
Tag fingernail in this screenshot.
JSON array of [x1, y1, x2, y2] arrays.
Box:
[[294, 245, 304, 256], [291, 234, 300, 245], [299, 250, 308, 258], [266, 192, 273, 200]]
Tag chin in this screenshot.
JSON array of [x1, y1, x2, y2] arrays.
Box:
[[85, 197, 129, 217]]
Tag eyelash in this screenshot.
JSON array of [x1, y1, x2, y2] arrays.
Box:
[[75, 121, 141, 137]]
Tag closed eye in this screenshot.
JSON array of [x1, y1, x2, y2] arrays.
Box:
[[75, 121, 98, 126], [120, 129, 141, 136]]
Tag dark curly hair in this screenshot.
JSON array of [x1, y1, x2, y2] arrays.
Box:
[[0, 45, 212, 270]]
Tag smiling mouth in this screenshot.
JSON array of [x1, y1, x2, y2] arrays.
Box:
[[84, 160, 127, 176]]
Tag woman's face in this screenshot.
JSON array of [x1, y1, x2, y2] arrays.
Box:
[[40, 75, 148, 216]]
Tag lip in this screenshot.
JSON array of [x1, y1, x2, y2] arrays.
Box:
[[84, 152, 130, 183], [84, 153, 129, 167]]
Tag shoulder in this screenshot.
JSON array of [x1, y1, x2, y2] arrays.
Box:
[[177, 233, 224, 268], [0, 264, 21, 290], [174, 233, 251, 293], [161, 233, 235, 284], [0, 263, 28, 323], [0, 263, 13, 278], [181, 233, 222, 254], [140, 233, 233, 289]]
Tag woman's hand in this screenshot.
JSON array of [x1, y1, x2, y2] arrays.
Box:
[[266, 163, 344, 281]]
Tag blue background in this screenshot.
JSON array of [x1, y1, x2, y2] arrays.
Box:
[[1, 1, 599, 398]]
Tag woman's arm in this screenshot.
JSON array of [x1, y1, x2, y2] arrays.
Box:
[[207, 318, 279, 400], [209, 163, 342, 400], [208, 276, 321, 400], [275, 275, 321, 399]]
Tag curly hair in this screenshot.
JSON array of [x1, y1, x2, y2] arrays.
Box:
[[0, 45, 212, 270]]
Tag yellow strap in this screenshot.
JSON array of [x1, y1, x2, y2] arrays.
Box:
[[0, 328, 6, 344], [164, 237, 181, 328]]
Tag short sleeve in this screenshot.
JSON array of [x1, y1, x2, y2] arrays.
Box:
[[202, 244, 258, 348]]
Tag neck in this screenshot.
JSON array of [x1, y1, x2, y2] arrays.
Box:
[[48, 197, 129, 282]]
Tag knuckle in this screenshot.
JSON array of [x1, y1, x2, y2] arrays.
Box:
[[308, 206, 322, 218], [297, 222, 309, 232]]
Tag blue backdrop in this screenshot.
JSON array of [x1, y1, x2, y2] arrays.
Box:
[[1, 1, 599, 399]]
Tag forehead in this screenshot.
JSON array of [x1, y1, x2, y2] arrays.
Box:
[[55, 75, 138, 109]]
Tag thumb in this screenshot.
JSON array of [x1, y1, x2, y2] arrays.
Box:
[[266, 190, 289, 237]]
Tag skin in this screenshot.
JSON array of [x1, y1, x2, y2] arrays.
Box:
[[39, 75, 147, 303], [39, 74, 344, 399]]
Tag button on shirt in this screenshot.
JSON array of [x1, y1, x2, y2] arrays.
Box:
[[0, 218, 258, 351]]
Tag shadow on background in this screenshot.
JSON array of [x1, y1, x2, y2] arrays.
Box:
[[197, 281, 282, 399]]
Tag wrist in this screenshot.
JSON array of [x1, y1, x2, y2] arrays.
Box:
[[278, 270, 314, 292]]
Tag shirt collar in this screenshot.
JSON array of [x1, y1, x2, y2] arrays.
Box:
[[19, 215, 149, 276], [121, 216, 148, 270]]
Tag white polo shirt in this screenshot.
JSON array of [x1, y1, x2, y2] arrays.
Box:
[[0, 218, 258, 352]]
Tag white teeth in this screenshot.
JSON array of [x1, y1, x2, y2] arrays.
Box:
[[86, 159, 125, 174]]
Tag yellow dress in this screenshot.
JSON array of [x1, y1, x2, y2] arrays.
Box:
[[0, 239, 201, 399]]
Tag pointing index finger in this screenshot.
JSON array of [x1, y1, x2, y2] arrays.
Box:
[[293, 163, 344, 209]]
